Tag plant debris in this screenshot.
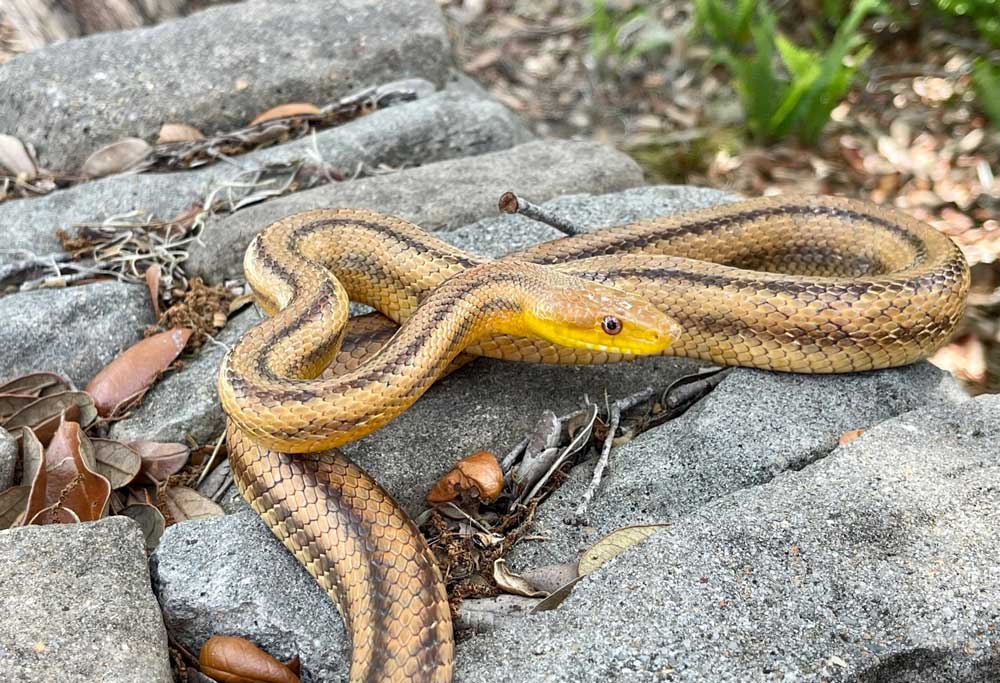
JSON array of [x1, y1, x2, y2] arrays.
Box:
[[422, 367, 728, 616]]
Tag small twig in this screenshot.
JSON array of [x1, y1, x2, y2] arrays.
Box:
[[194, 431, 227, 488], [210, 474, 234, 503], [501, 404, 593, 475], [575, 386, 658, 520], [516, 402, 598, 508], [500, 435, 530, 473], [444, 502, 496, 536], [498, 191, 583, 236]]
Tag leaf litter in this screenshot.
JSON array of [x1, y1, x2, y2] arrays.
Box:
[[420, 365, 730, 630]]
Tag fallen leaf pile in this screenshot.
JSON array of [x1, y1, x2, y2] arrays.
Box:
[[0, 329, 225, 549]]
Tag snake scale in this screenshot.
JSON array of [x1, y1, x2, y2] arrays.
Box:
[[218, 195, 969, 683]]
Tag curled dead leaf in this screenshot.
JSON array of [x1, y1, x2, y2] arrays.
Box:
[[492, 558, 548, 598], [145, 264, 162, 319], [131, 441, 190, 483], [250, 103, 321, 126], [85, 328, 192, 417], [426, 451, 504, 504], [521, 562, 579, 594], [24, 420, 111, 524], [4, 392, 98, 444], [81, 137, 151, 178], [19, 427, 44, 487], [91, 439, 142, 489], [157, 123, 205, 144], [121, 503, 166, 550], [0, 372, 71, 397], [0, 133, 38, 179], [0, 486, 30, 529], [199, 635, 300, 683], [162, 486, 224, 523], [578, 524, 670, 576], [838, 428, 866, 446], [28, 504, 81, 525]]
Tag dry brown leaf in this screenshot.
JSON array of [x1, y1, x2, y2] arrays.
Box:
[[838, 428, 866, 446], [531, 575, 585, 613], [4, 391, 98, 443], [84, 327, 192, 417], [81, 137, 151, 178], [19, 427, 44, 487], [492, 558, 548, 598], [0, 133, 37, 179], [249, 103, 321, 126], [91, 439, 142, 489], [0, 485, 30, 529], [121, 503, 166, 550], [0, 372, 71, 397], [145, 264, 162, 319], [131, 441, 190, 483], [578, 524, 670, 576], [24, 420, 111, 524], [199, 635, 300, 683], [521, 562, 579, 594], [0, 393, 45, 421], [162, 486, 224, 522], [27, 505, 80, 525], [426, 451, 504, 504], [157, 123, 205, 144]]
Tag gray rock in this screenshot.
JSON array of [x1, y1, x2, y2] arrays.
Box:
[[0, 0, 452, 172], [0, 428, 14, 490], [507, 362, 968, 570], [186, 140, 646, 282], [109, 309, 258, 445], [0, 517, 171, 683], [0, 281, 153, 387], [151, 509, 346, 683], [0, 82, 532, 271], [456, 394, 1000, 683], [149, 184, 993, 681]]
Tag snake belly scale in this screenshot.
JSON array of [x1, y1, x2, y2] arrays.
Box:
[[218, 195, 969, 683]]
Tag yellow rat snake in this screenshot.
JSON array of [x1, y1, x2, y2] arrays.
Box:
[[217, 195, 969, 683]]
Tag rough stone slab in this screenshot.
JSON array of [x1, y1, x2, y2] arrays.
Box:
[[151, 510, 347, 683], [0, 428, 14, 490], [0, 281, 153, 387], [0, 81, 532, 270], [109, 309, 258, 445], [507, 362, 968, 570], [0, 517, 172, 683], [456, 394, 1000, 683], [148, 185, 988, 681], [186, 140, 646, 282], [0, 0, 452, 172]]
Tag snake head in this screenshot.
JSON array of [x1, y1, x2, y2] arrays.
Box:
[[523, 281, 679, 355]]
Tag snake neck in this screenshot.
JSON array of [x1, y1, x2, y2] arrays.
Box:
[[219, 260, 545, 454], [246, 207, 484, 322]]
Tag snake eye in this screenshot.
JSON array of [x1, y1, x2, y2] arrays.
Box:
[[601, 315, 623, 335]]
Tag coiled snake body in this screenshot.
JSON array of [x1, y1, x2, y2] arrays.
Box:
[[218, 196, 969, 683]]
